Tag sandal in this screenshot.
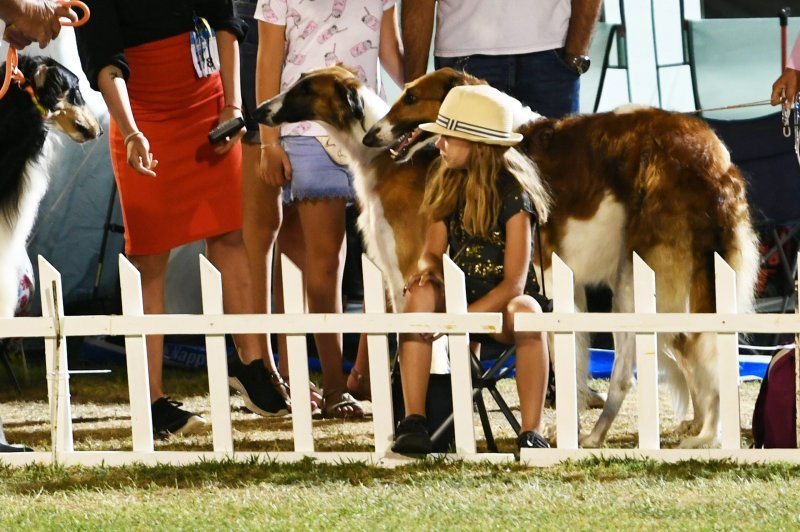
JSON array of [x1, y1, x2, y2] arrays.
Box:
[[346, 367, 371, 402], [282, 375, 324, 419], [322, 389, 365, 419]]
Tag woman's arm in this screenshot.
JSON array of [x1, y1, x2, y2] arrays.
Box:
[[378, 5, 404, 87], [406, 220, 448, 289], [468, 211, 531, 313], [213, 29, 245, 154], [96, 65, 157, 177], [255, 20, 292, 186]]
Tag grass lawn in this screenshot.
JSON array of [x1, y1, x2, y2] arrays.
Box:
[[0, 342, 794, 529]]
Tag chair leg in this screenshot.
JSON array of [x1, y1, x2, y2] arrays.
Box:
[[474, 391, 497, 453]]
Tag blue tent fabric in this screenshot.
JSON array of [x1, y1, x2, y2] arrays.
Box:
[[587, 348, 768, 380]]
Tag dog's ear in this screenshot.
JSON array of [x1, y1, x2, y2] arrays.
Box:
[[524, 121, 555, 153], [33, 64, 49, 89], [337, 82, 364, 122]]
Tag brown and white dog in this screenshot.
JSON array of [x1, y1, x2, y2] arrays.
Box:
[[364, 68, 760, 449], [252, 66, 437, 312]]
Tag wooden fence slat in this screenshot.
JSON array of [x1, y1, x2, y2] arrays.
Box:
[[633, 253, 660, 449], [199, 256, 233, 454], [552, 253, 579, 449], [715, 253, 741, 450], [281, 255, 314, 453], [443, 255, 477, 455], [38, 257, 73, 454], [361, 255, 394, 453], [118, 255, 154, 453]]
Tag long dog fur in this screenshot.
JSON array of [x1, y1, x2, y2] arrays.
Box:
[[0, 54, 101, 317], [364, 68, 760, 449]]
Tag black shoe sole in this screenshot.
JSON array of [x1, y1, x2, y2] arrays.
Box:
[[229, 377, 290, 418], [392, 435, 432, 456]]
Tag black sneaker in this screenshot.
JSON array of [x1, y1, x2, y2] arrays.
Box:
[[228, 357, 290, 417], [392, 414, 432, 455], [518, 430, 550, 449], [151, 397, 207, 437], [0, 441, 33, 452]]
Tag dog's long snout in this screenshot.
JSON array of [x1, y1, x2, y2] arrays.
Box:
[[362, 128, 380, 147], [252, 101, 275, 126]]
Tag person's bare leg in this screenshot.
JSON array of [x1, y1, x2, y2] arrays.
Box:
[[241, 142, 282, 368], [398, 282, 441, 416], [274, 204, 305, 378], [205, 230, 272, 365], [504, 296, 548, 434], [295, 197, 360, 416], [129, 252, 170, 402]]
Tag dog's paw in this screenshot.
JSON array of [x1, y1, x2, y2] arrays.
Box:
[[579, 431, 605, 449], [677, 434, 719, 449]]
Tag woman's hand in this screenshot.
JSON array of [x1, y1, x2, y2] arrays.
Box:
[[259, 143, 292, 186], [212, 106, 246, 155], [126, 133, 158, 177], [403, 268, 443, 296]]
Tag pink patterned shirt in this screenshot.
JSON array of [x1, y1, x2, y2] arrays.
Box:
[[255, 0, 395, 136]]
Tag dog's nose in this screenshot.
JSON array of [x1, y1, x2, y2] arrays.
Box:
[[252, 102, 273, 125], [362, 129, 379, 147]]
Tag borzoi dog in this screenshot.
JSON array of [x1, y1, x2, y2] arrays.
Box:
[[0, 54, 101, 317], [364, 68, 760, 449], [252, 65, 437, 312]]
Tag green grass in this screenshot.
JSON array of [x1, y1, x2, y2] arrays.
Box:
[[0, 345, 789, 529], [1, 458, 800, 529]]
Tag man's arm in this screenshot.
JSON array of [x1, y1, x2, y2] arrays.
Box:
[[563, 0, 603, 56], [401, 0, 435, 81]]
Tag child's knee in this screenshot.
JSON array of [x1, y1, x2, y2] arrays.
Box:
[[506, 294, 542, 315]]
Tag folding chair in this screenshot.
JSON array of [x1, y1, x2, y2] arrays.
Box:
[[581, 20, 629, 113], [429, 343, 520, 453], [684, 16, 800, 119], [391, 340, 521, 453]]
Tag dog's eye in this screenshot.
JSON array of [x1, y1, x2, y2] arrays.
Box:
[[402, 92, 417, 105]]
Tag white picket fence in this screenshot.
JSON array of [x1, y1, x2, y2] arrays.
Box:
[[1, 251, 799, 467]]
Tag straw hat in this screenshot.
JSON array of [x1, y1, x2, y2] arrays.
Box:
[[419, 85, 523, 146]]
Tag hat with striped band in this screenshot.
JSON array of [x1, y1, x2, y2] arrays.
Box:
[[418, 85, 523, 146]]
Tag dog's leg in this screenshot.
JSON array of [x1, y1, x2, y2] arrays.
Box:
[[677, 332, 721, 448], [580, 268, 635, 448]]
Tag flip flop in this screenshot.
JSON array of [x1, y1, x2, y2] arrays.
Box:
[[322, 389, 365, 419]]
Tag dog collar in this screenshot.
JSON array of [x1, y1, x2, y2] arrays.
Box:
[[21, 82, 47, 118]]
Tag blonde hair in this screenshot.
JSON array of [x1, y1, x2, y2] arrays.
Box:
[[422, 141, 551, 238]]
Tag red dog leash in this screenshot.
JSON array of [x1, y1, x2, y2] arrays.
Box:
[[0, 0, 90, 102]]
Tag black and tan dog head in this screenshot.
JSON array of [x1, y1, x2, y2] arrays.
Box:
[[253, 65, 367, 131], [16, 54, 102, 143], [362, 67, 484, 161]]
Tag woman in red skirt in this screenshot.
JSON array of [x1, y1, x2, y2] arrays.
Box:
[[76, 0, 289, 437]]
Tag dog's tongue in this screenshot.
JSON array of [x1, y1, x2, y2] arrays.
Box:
[[389, 129, 423, 160]]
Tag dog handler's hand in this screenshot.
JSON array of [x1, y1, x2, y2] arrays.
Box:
[[213, 105, 245, 155], [771, 68, 800, 109], [125, 132, 158, 177], [259, 143, 292, 187], [3, 0, 77, 49]]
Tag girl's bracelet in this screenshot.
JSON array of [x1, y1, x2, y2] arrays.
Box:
[[224, 104, 242, 112], [124, 131, 143, 146], [260, 142, 281, 149]]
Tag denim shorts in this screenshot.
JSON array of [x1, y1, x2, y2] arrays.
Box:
[[234, 0, 260, 144], [435, 49, 580, 119], [282, 136, 355, 203]]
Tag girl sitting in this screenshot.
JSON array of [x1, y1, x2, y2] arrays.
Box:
[[392, 85, 552, 454]]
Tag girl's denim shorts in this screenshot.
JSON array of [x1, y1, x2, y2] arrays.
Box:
[[281, 136, 355, 203]]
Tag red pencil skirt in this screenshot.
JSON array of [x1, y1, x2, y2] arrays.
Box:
[[109, 32, 242, 256]]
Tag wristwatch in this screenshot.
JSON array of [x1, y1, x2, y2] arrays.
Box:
[[563, 52, 591, 75]]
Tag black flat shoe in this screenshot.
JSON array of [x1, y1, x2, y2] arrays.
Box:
[[392, 414, 432, 455]]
